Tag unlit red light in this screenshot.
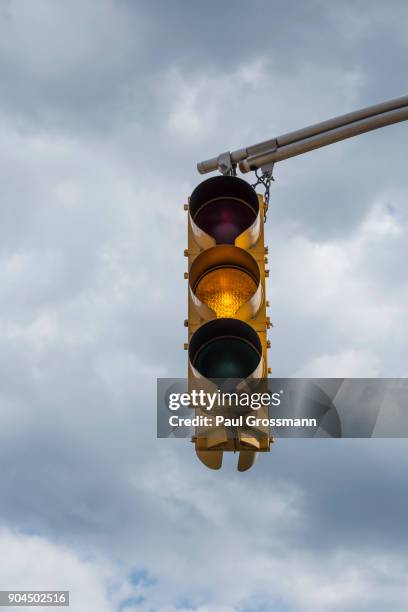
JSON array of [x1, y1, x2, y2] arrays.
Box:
[[195, 268, 257, 318], [194, 200, 256, 244]]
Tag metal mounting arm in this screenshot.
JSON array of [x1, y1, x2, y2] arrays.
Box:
[[197, 94, 408, 175]]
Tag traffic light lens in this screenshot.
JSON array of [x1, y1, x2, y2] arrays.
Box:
[[194, 199, 256, 244], [195, 268, 257, 318], [193, 337, 260, 379], [189, 319, 263, 380], [189, 176, 259, 245]]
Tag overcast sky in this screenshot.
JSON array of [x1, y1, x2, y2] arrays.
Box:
[[0, 1, 408, 610]]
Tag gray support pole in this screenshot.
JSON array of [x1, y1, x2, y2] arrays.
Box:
[[197, 94, 408, 175], [240, 105, 408, 172]]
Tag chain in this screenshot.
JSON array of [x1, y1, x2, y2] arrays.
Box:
[[251, 167, 274, 222]]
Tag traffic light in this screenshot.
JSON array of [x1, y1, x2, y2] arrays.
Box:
[[184, 175, 272, 471]]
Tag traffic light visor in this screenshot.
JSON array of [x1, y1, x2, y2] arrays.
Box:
[[189, 175, 259, 244], [189, 318, 263, 379], [189, 245, 262, 321]]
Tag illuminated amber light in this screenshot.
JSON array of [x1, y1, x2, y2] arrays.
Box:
[[195, 268, 257, 318]]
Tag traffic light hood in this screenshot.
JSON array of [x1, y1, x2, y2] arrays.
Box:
[[188, 318, 264, 380], [189, 245, 262, 321], [189, 175, 260, 248]]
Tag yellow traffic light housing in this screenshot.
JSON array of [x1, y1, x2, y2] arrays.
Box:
[[185, 175, 271, 471]]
